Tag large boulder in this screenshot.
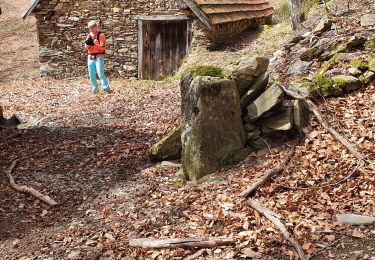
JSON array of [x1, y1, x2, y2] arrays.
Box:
[[180, 73, 246, 181], [228, 56, 269, 97], [147, 124, 182, 162]]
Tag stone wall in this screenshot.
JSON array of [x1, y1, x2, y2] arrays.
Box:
[[33, 0, 185, 78]]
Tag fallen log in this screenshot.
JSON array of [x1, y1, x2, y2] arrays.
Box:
[[239, 146, 296, 198], [278, 84, 367, 162], [247, 199, 307, 260], [5, 147, 58, 206], [129, 237, 234, 249]]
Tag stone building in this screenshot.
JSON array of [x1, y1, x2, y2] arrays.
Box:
[[22, 0, 274, 80]]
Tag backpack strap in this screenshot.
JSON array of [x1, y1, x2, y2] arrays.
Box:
[[96, 31, 102, 44]]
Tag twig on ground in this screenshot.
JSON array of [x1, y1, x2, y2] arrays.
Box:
[[247, 199, 308, 260], [5, 147, 58, 206], [239, 146, 296, 198], [280, 163, 362, 190], [278, 84, 367, 162]]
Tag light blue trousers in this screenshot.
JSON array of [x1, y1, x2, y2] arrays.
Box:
[[88, 56, 110, 92]]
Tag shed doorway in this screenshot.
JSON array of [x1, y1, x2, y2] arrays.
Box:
[[137, 16, 191, 80]]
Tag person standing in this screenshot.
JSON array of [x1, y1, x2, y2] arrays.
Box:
[[85, 20, 111, 94]]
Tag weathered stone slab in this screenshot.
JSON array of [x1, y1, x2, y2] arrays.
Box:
[[180, 73, 246, 181], [313, 18, 333, 35], [348, 66, 362, 76], [332, 75, 362, 92], [293, 100, 310, 130], [229, 57, 269, 97], [300, 47, 322, 61], [147, 124, 181, 162], [246, 129, 261, 140], [256, 107, 293, 131], [247, 83, 284, 122], [361, 14, 375, 27], [240, 72, 269, 110], [287, 60, 313, 75]]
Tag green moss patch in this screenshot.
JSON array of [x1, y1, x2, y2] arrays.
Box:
[[318, 53, 344, 75], [313, 74, 342, 96], [185, 65, 228, 79], [365, 40, 375, 51], [349, 59, 369, 71], [369, 55, 375, 71]]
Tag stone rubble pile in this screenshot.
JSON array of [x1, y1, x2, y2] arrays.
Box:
[[227, 57, 309, 150], [147, 12, 375, 180]]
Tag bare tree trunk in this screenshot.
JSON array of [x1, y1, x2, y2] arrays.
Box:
[[291, 0, 302, 30]]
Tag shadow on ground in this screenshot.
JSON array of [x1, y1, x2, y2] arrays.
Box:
[[0, 124, 154, 241]]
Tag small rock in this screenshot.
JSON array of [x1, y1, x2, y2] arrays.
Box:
[[348, 66, 363, 76], [288, 59, 313, 75], [40, 210, 48, 217], [85, 239, 97, 246], [67, 251, 81, 260], [12, 239, 20, 247], [332, 75, 362, 92], [300, 47, 322, 61], [336, 214, 375, 225], [345, 34, 367, 50], [87, 249, 101, 260], [325, 68, 342, 76], [313, 18, 333, 35], [362, 70, 375, 82], [104, 233, 116, 242], [246, 129, 261, 140], [160, 161, 182, 168], [361, 14, 375, 27]]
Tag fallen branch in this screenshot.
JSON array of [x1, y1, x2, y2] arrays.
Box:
[[129, 237, 234, 249], [5, 147, 58, 206], [239, 147, 296, 198], [281, 163, 361, 190], [247, 199, 308, 260], [278, 84, 367, 162]]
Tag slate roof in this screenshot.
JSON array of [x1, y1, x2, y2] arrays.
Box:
[[184, 0, 274, 28]]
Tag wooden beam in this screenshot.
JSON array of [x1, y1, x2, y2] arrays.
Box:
[[137, 20, 143, 80], [129, 15, 190, 21], [183, 0, 213, 30], [21, 0, 40, 19], [129, 237, 234, 249]]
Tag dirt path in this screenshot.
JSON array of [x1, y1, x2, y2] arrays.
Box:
[[0, 0, 39, 83]]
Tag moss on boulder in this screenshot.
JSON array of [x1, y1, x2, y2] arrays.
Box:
[[369, 55, 375, 71], [318, 53, 344, 75], [365, 39, 375, 51], [312, 74, 342, 96], [186, 65, 228, 79], [349, 59, 369, 71], [332, 75, 362, 92]]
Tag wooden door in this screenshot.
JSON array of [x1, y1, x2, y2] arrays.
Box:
[[138, 19, 190, 80]]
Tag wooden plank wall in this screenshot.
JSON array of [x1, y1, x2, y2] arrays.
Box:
[[140, 20, 189, 80]]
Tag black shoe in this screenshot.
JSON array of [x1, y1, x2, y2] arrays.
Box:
[[103, 88, 112, 94]]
